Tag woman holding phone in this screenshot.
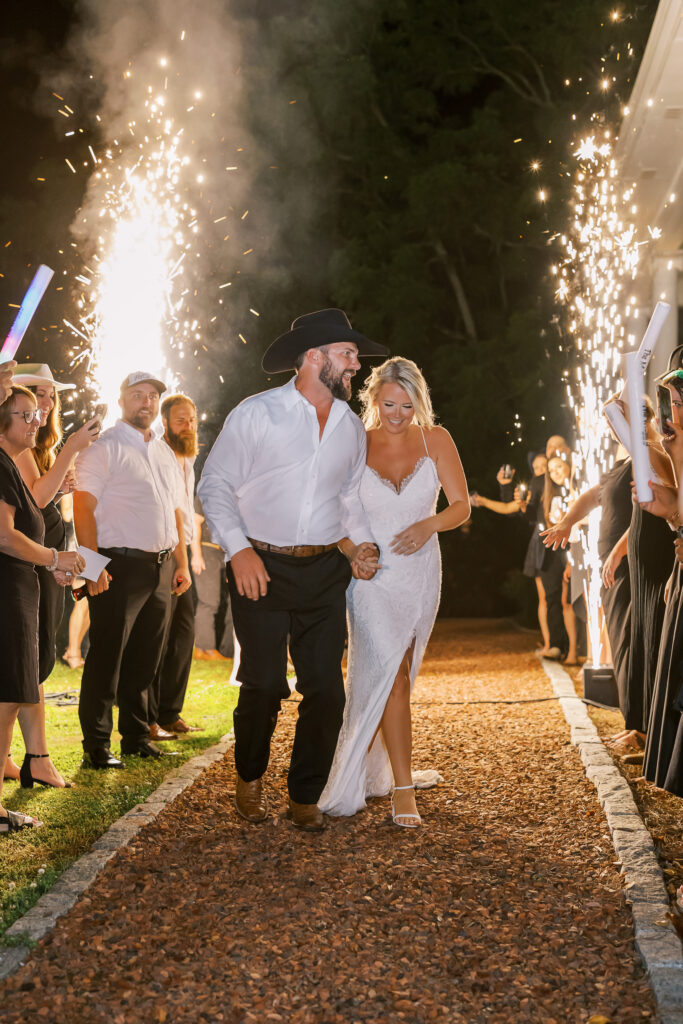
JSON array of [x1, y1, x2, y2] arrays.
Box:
[[0, 386, 85, 832], [3, 365, 100, 789]]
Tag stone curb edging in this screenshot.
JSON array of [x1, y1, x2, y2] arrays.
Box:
[[538, 656, 683, 1024], [0, 732, 233, 981]]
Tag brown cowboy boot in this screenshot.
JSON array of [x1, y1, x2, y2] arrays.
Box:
[[235, 774, 269, 823], [287, 797, 325, 832]]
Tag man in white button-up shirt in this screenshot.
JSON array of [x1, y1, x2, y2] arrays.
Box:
[[73, 372, 192, 769], [199, 308, 388, 830]]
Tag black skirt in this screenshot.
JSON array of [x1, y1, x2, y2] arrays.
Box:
[[627, 501, 674, 732], [643, 562, 683, 796]]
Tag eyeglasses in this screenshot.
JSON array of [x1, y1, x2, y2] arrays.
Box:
[[12, 409, 46, 424]]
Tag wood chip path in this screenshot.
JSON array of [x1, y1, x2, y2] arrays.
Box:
[[0, 620, 656, 1023]]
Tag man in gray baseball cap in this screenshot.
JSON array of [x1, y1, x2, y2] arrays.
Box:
[[74, 369, 191, 769]]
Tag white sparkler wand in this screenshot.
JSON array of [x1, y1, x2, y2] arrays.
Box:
[[603, 401, 632, 455], [636, 300, 671, 373], [624, 351, 653, 502]]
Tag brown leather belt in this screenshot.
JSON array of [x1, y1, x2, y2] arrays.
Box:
[[248, 538, 339, 558]]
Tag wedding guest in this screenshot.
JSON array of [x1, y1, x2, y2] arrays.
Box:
[[148, 393, 202, 738], [0, 386, 84, 833], [3, 364, 100, 789], [521, 443, 574, 660], [191, 496, 233, 660], [542, 401, 633, 713], [199, 309, 387, 831], [63, 592, 89, 669], [59, 492, 89, 669], [622, 398, 674, 755], [636, 375, 683, 796], [73, 371, 191, 768]]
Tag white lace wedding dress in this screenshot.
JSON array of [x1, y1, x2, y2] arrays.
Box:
[[320, 433, 442, 817]]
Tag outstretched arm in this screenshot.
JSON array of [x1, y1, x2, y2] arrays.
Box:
[[541, 483, 601, 550]]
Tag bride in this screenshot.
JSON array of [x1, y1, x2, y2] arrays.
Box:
[[320, 357, 470, 827]]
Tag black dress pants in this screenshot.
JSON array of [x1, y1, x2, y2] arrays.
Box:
[[228, 547, 351, 805], [79, 551, 173, 751], [149, 554, 195, 727]]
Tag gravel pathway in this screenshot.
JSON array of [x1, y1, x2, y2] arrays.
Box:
[[0, 620, 656, 1023]]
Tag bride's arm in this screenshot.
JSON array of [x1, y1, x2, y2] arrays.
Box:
[[390, 427, 470, 555]]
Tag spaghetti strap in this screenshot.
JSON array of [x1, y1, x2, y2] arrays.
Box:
[[419, 427, 429, 457]]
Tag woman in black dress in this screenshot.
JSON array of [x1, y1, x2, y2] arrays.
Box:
[[541, 435, 632, 705], [3, 365, 98, 789], [636, 373, 683, 795], [619, 406, 675, 750], [0, 386, 85, 833]]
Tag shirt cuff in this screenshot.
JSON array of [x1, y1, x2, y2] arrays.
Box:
[[347, 527, 377, 548], [224, 528, 252, 559]]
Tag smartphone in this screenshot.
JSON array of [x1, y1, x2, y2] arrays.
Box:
[[657, 384, 674, 436]]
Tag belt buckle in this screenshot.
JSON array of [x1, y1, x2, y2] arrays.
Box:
[[157, 549, 168, 564]]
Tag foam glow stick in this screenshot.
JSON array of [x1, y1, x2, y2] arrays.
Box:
[[604, 401, 632, 455], [0, 265, 54, 364], [625, 350, 653, 502], [636, 300, 671, 373]]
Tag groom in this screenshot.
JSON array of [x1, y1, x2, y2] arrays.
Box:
[[198, 309, 387, 830]]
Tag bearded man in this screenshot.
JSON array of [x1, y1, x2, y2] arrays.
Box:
[[198, 308, 387, 831], [148, 392, 202, 740], [74, 372, 192, 767]]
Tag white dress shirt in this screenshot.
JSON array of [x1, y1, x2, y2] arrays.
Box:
[[75, 419, 179, 551], [156, 440, 196, 545], [198, 377, 374, 558]]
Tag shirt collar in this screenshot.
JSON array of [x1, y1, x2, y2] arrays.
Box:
[[114, 418, 161, 446], [280, 375, 351, 418]]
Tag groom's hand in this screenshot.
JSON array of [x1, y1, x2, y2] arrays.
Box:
[[231, 547, 271, 600]]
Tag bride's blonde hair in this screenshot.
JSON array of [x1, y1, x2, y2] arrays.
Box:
[[358, 356, 435, 429]]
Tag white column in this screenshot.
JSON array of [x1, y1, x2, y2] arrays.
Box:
[[646, 255, 681, 387]]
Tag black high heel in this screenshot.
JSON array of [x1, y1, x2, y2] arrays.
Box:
[[20, 753, 73, 789]]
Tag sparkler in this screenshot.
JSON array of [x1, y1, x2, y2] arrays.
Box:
[[555, 132, 645, 663], [62, 53, 220, 419]]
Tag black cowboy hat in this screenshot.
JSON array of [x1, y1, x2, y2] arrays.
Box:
[[261, 308, 388, 373]]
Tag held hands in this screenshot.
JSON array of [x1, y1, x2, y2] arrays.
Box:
[[349, 541, 380, 580], [231, 546, 271, 600], [172, 565, 192, 596], [390, 518, 435, 556], [87, 567, 110, 597], [541, 519, 571, 550]]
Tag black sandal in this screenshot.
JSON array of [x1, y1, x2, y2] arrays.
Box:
[[20, 753, 74, 789], [0, 809, 42, 833]]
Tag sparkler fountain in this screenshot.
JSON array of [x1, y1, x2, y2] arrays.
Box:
[[63, 53, 215, 419], [555, 131, 648, 691]]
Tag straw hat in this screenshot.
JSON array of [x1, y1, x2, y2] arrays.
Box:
[[12, 363, 75, 391]]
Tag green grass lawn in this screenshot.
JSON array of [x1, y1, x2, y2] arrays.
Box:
[[1, 658, 237, 936]]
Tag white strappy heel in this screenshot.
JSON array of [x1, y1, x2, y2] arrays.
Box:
[[391, 785, 421, 828]]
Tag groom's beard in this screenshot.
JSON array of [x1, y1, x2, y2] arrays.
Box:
[[319, 355, 352, 401]]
